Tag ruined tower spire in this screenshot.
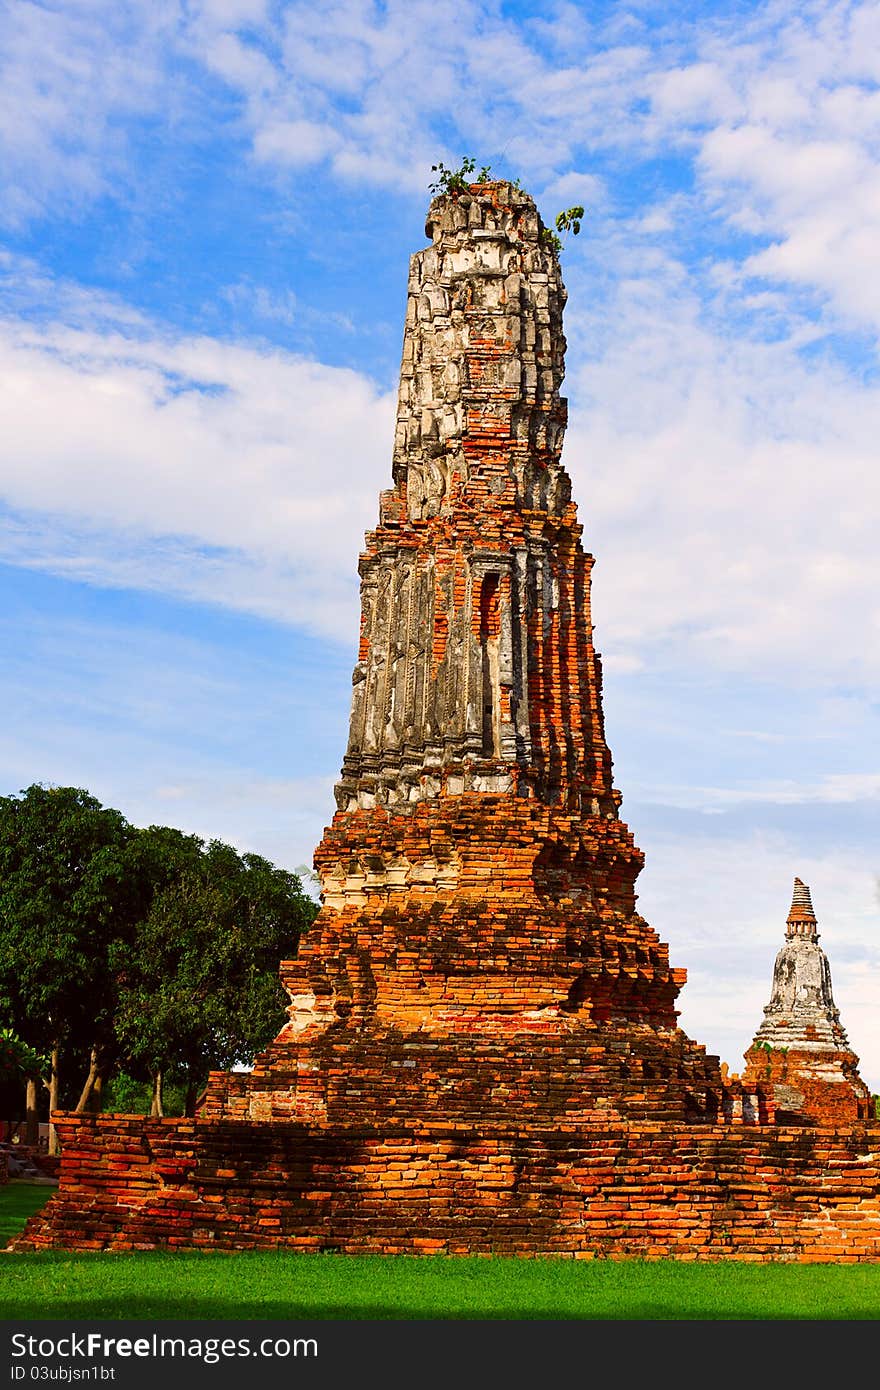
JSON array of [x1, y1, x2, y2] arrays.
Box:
[[335, 181, 615, 817]]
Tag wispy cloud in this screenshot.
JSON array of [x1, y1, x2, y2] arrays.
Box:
[[634, 772, 880, 811], [221, 279, 298, 325], [0, 0, 184, 227], [177, 0, 880, 338], [0, 269, 395, 640], [1, 212, 879, 685], [561, 240, 880, 681], [5, 2, 880, 349]]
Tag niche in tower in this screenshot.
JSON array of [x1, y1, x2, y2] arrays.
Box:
[[479, 572, 501, 756]]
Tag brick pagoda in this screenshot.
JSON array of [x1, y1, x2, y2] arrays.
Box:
[[742, 878, 872, 1125], [201, 178, 724, 1133], [14, 184, 880, 1260]]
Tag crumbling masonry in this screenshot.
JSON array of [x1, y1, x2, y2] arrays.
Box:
[[15, 183, 880, 1259]]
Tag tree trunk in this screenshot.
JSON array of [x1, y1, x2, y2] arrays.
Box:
[[25, 1077, 39, 1147], [47, 1044, 61, 1156], [149, 1070, 164, 1118], [184, 1068, 199, 1118], [74, 1046, 99, 1113], [90, 1071, 104, 1113]]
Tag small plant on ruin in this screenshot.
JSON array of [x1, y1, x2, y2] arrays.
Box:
[[542, 204, 586, 256], [429, 156, 492, 195], [556, 205, 585, 236]]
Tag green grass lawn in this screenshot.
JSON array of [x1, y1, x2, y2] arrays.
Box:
[[3, 1181, 880, 1320]]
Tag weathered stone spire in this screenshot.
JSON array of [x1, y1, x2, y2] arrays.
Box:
[[335, 181, 615, 816], [758, 878, 843, 1045], [743, 878, 871, 1123]]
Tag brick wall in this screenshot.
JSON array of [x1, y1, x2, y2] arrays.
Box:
[[13, 1114, 880, 1261]]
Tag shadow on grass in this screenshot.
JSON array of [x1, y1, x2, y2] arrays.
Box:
[[3, 1295, 879, 1321], [0, 1293, 836, 1320]]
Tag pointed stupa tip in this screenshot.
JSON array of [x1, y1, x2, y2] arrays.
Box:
[[786, 876, 818, 939]]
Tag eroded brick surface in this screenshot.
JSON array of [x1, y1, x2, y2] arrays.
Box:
[[16, 1114, 880, 1260]]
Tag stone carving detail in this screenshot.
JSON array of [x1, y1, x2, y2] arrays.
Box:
[[335, 183, 609, 814]]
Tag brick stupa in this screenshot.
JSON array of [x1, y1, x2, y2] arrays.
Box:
[[742, 879, 872, 1124], [203, 179, 724, 1131], [14, 184, 880, 1260]]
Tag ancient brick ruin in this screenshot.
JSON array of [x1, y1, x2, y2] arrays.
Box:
[[13, 183, 880, 1259], [742, 879, 872, 1126]]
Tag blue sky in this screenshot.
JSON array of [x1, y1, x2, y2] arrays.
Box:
[[1, 0, 878, 1083]]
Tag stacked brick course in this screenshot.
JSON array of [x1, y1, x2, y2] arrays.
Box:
[[14, 183, 880, 1259], [20, 1116, 880, 1260]]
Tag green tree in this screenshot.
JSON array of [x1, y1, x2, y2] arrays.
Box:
[[540, 205, 586, 256], [113, 830, 316, 1116], [0, 1028, 43, 1082], [0, 785, 135, 1149], [555, 205, 585, 237], [0, 785, 318, 1131]]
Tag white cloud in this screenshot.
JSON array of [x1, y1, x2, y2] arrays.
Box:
[[4, 0, 879, 354], [650, 60, 740, 123], [181, 0, 659, 192], [0, 601, 343, 872], [560, 231, 880, 682], [125, 773, 336, 873], [0, 287, 395, 640], [0, 0, 183, 226], [539, 170, 606, 211], [665, 7, 880, 333], [221, 279, 298, 325], [203, 30, 277, 93], [177, 0, 880, 339], [253, 119, 343, 168], [1, 700, 334, 877], [632, 772, 880, 811], [2, 208, 879, 689]]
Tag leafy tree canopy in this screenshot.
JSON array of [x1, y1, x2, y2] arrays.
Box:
[[0, 784, 135, 1057], [0, 1028, 44, 1082], [0, 784, 318, 1119], [113, 830, 315, 1102]]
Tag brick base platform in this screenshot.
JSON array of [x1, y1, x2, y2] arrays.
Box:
[[12, 1114, 880, 1261]]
